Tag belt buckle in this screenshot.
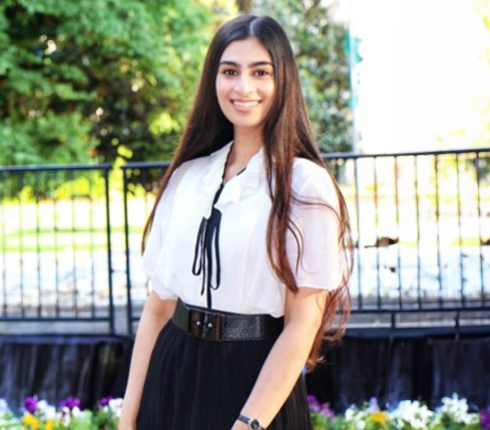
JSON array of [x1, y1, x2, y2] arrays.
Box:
[[201, 312, 222, 341], [190, 310, 204, 338]]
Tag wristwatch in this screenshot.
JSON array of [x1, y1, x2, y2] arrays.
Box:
[[237, 414, 264, 430]]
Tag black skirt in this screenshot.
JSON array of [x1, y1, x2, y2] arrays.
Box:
[[136, 319, 312, 430]]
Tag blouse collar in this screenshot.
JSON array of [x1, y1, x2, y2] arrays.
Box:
[[198, 141, 267, 216]]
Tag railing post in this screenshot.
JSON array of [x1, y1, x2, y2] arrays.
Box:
[[122, 167, 134, 336], [104, 166, 115, 335], [353, 157, 362, 310]]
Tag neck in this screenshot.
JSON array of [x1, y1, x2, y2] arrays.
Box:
[[222, 128, 263, 184], [230, 128, 263, 165]]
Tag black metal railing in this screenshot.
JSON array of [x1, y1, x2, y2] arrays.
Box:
[[2, 148, 489, 336], [0, 164, 115, 333], [326, 148, 490, 334], [123, 148, 490, 336]]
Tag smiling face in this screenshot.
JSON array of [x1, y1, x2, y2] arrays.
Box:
[[216, 37, 275, 137]]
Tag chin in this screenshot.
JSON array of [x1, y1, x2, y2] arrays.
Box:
[[229, 117, 263, 128], [234, 123, 262, 132]]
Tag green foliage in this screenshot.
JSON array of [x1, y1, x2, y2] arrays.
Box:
[[248, 0, 353, 153], [0, 0, 235, 167], [0, 0, 349, 172]]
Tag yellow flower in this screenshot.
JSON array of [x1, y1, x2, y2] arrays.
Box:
[[22, 413, 40, 429], [45, 419, 55, 430], [370, 412, 389, 424]]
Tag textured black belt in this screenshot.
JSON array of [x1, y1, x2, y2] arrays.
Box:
[[172, 299, 284, 342]]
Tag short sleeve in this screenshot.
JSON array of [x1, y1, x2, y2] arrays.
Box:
[[287, 166, 342, 290], [140, 171, 180, 300]]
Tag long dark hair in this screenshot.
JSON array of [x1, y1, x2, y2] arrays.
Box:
[[142, 14, 353, 369]]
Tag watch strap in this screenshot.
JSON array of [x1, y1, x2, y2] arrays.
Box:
[[237, 414, 264, 430]]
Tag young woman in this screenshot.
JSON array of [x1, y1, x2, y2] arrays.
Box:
[[119, 14, 352, 430]]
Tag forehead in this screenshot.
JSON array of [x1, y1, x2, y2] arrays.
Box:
[[219, 37, 272, 65]]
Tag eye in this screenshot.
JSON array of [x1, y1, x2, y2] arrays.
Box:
[[254, 69, 271, 77], [222, 69, 238, 76]]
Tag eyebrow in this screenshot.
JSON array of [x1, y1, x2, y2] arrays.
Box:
[[219, 60, 274, 68]]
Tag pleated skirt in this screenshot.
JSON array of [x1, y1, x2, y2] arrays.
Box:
[[136, 319, 312, 430]]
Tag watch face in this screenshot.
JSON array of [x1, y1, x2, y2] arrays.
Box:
[[250, 419, 261, 430]]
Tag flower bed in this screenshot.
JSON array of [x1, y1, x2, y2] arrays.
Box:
[[309, 395, 489, 430], [0, 396, 121, 430], [0, 394, 489, 430]]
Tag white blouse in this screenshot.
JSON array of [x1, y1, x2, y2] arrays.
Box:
[[141, 141, 341, 318]]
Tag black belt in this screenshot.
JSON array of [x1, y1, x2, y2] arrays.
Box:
[[172, 300, 284, 342]]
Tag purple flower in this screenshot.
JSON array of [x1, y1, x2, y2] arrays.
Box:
[[99, 396, 113, 407], [367, 397, 380, 413], [24, 397, 37, 414], [59, 396, 81, 411], [480, 408, 490, 430], [307, 395, 317, 405], [307, 395, 320, 413], [319, 403, 335, 419]]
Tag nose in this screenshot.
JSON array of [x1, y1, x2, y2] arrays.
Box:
[[234, 74, 253, 96]]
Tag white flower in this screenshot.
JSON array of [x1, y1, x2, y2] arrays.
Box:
[[0, 399, 9, 414], [34, 400, 57, 421], [109, 398, 124, 417], [71, 406, 81, 417], [61, 406, 72, 420], [436, 393, 472, 424], [45, 406, 57, 420], [62, 411, 71, 426], [36, 400, 50, 414], [463, 413, 480, 425], [356, 419, 366, 429], [345, 406, 356, 421], [389, 400, 433, 430], [36, 400, 47, 411], [344, 406, 368, 430]]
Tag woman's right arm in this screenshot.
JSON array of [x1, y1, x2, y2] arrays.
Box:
[[118, 292, 177, 430]]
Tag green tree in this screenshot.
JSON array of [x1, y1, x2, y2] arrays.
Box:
[[0, 0, 235, 166], [240, 0, 352, 153]]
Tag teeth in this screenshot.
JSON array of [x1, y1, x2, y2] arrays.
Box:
[[233, 101, 259, 108]]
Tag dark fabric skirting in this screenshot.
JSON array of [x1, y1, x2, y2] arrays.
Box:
[[136, 320, 312, 430]]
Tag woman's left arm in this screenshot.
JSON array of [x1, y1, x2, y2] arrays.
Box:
[[231, 286, 328, 430]]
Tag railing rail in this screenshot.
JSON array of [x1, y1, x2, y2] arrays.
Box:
[[323, 147, 490, 158]]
